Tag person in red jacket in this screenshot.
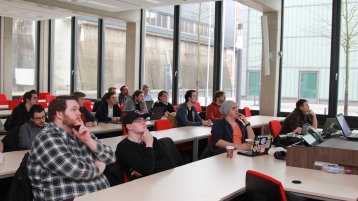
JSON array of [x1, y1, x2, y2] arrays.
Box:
[[205, 91, 226, 122]]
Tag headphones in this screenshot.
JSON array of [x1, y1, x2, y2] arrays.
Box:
[[274, 151, 287, 160]]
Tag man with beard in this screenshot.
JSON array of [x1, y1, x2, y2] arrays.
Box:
[[28, 96, 115, 201]]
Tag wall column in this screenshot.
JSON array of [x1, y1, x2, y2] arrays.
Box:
[[1, 17, 13, 98], [125, 21, 141, 94]]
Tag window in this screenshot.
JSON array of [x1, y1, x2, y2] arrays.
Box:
[[222, 0, 262, 110], [76, 18, 98, 98], [179, 2, 215, 106], [103, 21, 126, 95], [337, 0, 358, 116], [280, 0, 332, 114], [299, 72, 318, 100], [144, 6, 174, 102], [12, 19, 37, 96], [52, 18, 71, 96]]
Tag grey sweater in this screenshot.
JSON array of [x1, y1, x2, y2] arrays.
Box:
[[18, 121, 44, 150], [124, 98, 147, 112]]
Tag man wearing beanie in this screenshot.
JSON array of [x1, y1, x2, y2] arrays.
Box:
[[209, 100, 255, 155]]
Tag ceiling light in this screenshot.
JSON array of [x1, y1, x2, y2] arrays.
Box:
[[145, 0, 160, 3]]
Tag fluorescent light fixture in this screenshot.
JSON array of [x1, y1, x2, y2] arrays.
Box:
[[145, 0, 160, 3], [85, 0, 119, 9]]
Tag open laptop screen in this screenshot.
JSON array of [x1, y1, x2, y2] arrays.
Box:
[[336, 114, 351, 136]]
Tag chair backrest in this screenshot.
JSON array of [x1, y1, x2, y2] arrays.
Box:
[[243, 107, 252, 117], [194, 102, 202, 112], [122, 113, 128, 135], [173, 105, 179, 111], [155, 119, 173, 131], [246, 170, 287, 201], [167, 112, 177, 128], [119, 105, 125, 112], [45, 95, 56, 103], [83, 100, 92, 112], [269, 120, 282, 137], [0, 93, 7, 100], [37, 102, 48, 109], [9, 100, 22, 110], [38, 92, 51, 100]]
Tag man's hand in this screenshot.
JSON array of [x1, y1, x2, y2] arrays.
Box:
[[238, 113, 249, 124], [235, 143, 251, 150], [72, 120, 92, 144], [111, 117, 120, 123], [293, 127, 302, 133], [95, 159, 106, 175], [202, 120, 212, 126], [142, 129, 153, 147], [130, 169, 143, 177], [308, 109, 316, 116]]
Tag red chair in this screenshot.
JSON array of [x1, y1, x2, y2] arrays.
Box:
[[269, 120, 282, 137], [0, 93, 8, 105], [38, 92, 51, 100], [8, 100, 22, 110], [243, 107, 252, 117], [37, 102, 48, 108], [83, 100, 92, 112], [194, 102, 202, 112], [155, 119, 172, 131], [119, 106, 125, 112], [122, 113, 128, 136], [45, 95, 56, 103], [173, 105, 179, 111], [246, 170, 288, 201]]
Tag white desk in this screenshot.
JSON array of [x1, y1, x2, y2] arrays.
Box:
[[89, 121, 156, 135], [0, 150, 29, 179], [247, 115, 285, 134], [75, 153, 358, 201], [0, 108, 49, 118], [0, 105, 8, 110]]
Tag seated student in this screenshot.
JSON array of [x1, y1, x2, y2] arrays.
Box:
[[281, 99, 318, 134], [72, 92, 98, 127], [124, 90, 148, 114], [27, 96, 115, 201], [142, 84, 153, 101], [95, 92, 121, 123], [205, 91, 226, 122], [176, 90, 211, 127], [118, 85, 130, 106], [108, 87, 117, 94], [116, 111, 177, 180], [153, 90, 175, 115], [209, 100, 255, 155], [18, 104, 46, 150], [4, 90, 38, 131]]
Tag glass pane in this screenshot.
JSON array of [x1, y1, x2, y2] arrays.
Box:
[[144, 6, 174, 102], [300, 72, 318, 99], [103, 21, 126, 94], [222, 0, 262, 110], [338, 1, 358, 116], [179, 2, 215, 106], [77, 19, 98, 98], [53, 18, 71, 96], [280, 0, 332, 114], [12, 19, 37, 96]]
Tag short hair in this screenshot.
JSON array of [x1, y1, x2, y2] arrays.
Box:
[[184, 90, 196, 102], [108, 87, 116, 93], [214, 91, 225, 102], [158, 90, 168, 100], [23, 90, 37, 103], [132, 90, 143, 101], [120, 85, 127, 92], [296, 99, 308, 109], [71, 92, 86, 101], [103, 92, 116, 101], [142, 84, 149, 89], [48, 95, 76, 122], [29, 104, 45, 119]]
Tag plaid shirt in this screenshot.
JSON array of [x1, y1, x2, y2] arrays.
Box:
[[28, 123, 116, 201]]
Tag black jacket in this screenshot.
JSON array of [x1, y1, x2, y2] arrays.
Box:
[[80, 106, 97, 123], [4, 102, 30, 131], [153, 101, 175, 113], [209, 118, 247, 155], [95, 102, 121, 123]]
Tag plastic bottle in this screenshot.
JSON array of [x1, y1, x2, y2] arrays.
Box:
[[322, 164, 345, 174]]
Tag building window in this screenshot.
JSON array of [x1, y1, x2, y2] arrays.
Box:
[[248, 71, 260, 97], [299, 72, 318, 99]]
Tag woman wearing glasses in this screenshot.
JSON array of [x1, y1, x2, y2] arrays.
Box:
[[95, 92, 121, 123]]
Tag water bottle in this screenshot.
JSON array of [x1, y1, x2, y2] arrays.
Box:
[[322, 164, 344, 174]]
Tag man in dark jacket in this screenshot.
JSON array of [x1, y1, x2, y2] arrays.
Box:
[[72, 92, 97, 127], [4, 90, 38, 131]]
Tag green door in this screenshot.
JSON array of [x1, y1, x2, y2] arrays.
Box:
[[248, 72, 260, 96], [300, 72, 318, 99]]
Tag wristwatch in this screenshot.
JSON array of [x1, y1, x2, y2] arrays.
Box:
[[245, 122, 251, 127]]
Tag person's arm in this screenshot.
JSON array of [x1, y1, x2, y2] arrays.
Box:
[[176, 106, 202, 126], [114, 105, 122, 118], [152, 139, 175, 172], [140, 102, 148, 114], [124, 100, 135, 111], [95, 105, 111, 123], [205, 105, 220, 121], [309, 110, 318, 129], [238, 115, 255, 140], [18, 124, 32, 150], [83, 107, 96, 123], [32, 133, 102, 181], [116, 141, 156, 176]]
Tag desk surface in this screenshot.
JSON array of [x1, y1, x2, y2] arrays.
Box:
[[89, 121, 155, 134], [100, 126, 212, 150], [0, 150, 28, 177], [246, 115, 285, 127]]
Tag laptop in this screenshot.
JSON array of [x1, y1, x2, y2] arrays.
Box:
[[237, 135, 273, 157], [145, 101, 154, 109], [148, 107, 165, 120], [335, 114, 358, 140], [322, 118, 339, 136]]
